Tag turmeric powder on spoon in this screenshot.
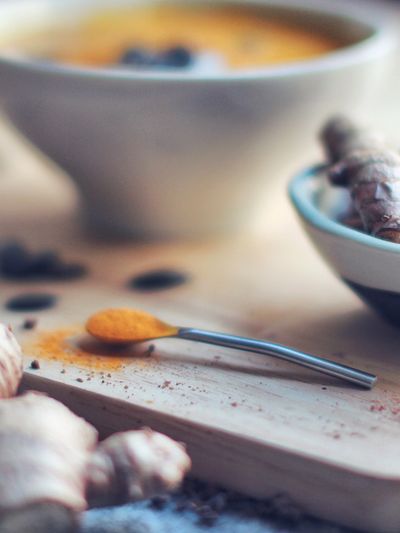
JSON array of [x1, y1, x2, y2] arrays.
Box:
[[86, 308, 177, 344]]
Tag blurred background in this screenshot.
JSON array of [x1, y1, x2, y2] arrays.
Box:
[[0, 0, 399, 242]]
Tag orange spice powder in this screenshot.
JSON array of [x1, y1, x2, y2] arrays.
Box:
[[23, 326, 128, 371], [86, 308, 177, 344]]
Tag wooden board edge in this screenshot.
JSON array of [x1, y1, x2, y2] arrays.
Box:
[[22, 373, 400, 532]]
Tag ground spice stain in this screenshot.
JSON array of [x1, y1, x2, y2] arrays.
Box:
[[23, 325, 153, 371]]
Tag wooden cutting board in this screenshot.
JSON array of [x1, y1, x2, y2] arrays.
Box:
[[2, 122, 400, 533]]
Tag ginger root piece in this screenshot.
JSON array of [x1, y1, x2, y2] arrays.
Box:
[[0, 393, 191, 531], [0, 322, 191, 531], [87, 428, 191, 507], [0, 324, 23, 398], [0, 392, 98, 532], [320, 116, 400, 243]]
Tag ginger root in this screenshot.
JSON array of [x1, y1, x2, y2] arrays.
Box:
[[0, 392, 97, 532], [0, 324, 191, 532], [87, 429, 191, 507], [0, 324, 23, 398], [320, 116, 400, 243]]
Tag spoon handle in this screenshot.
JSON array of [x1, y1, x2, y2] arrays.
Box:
[[178, 328, 376, 389]]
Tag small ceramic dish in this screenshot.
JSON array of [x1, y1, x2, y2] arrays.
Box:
[[0, 0, 396, 239], [289, 164, 400, 326]]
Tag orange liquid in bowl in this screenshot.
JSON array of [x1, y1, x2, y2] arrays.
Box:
[[52, 4, 343, 70]]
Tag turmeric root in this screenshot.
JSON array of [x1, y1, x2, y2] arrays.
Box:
[[87, 429, 191, 507], [320, 115, 385, 164], [320, 116, 400, 243], [0, 324, 23, 398]]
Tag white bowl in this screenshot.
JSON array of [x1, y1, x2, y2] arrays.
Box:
[[289, 164, 400, 327], [0, 0, 395, 239]]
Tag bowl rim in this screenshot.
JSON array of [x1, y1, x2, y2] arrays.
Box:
[[288, 164, 400, 255], [0, 0, 395, 84]]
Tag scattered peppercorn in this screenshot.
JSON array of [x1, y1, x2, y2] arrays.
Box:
[[76, 378, 84, 383], [120, 47, 155, 67], [146, 344, 155, 357], [6, 293, 57, 312], [0, 241, 87, 281], [208, 492, 227, 512], [22, 317, 38, 330], [162, 46, 193, 68], [0, 243, 32, 277], [30, 359, 40, 370], [150, 495, 170, 509], [29, 251, 86, 280], [129, 269, 188, 292], [29, 251, 60, 275], [120, 45, 193, 69], [163, 478, 304, 528], [198, 505, 219, 526], [55, 263, 87, 280], [268, 493, 303, 524], [175, 500, 187, 512]]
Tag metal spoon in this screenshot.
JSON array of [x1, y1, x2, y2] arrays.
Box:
[[86, 309, 377, 389], [177, 328, 376, 389]]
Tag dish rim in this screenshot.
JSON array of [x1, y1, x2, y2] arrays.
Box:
[[288, 164, 400, 255], [0, 0, 395, 84]]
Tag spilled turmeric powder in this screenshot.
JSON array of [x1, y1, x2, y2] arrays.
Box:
[[23, 325, 125, 371], [86, 308, 178, 344]]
